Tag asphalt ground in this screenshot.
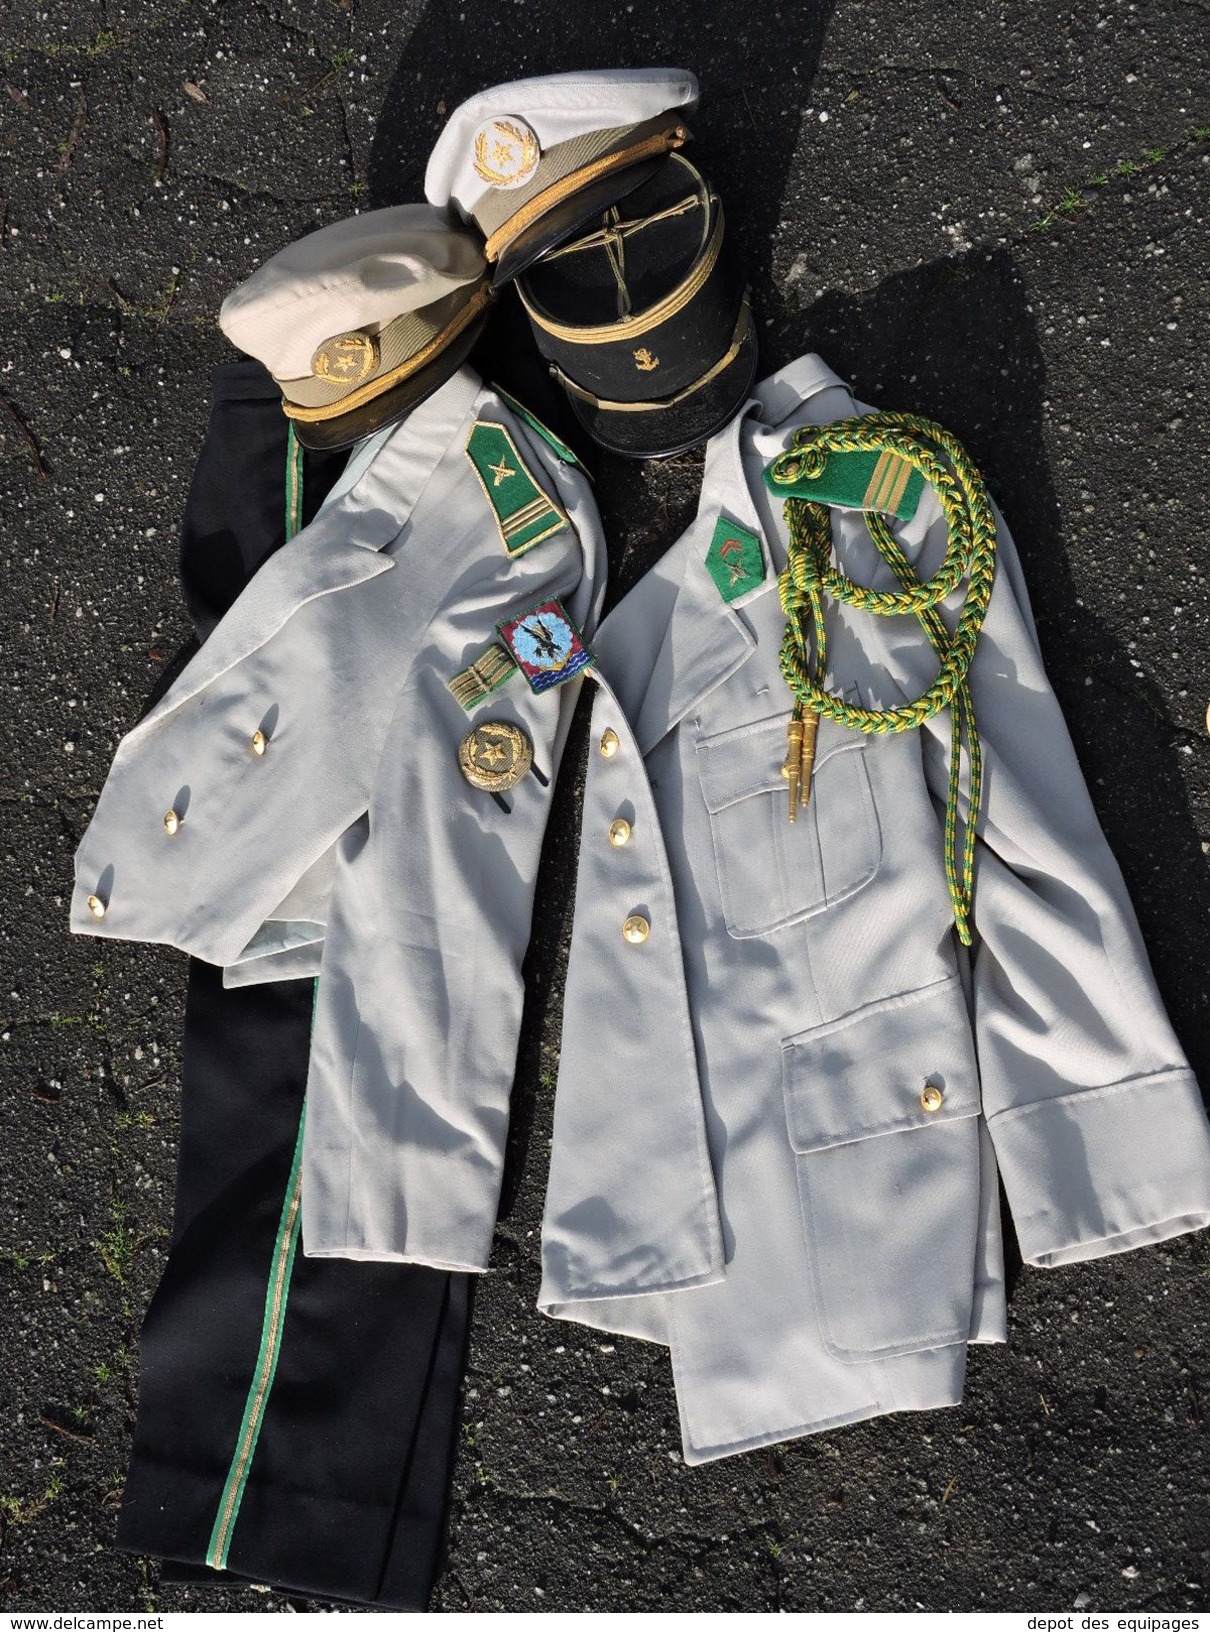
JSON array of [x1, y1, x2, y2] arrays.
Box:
[[1, 0, 1208, 1613]]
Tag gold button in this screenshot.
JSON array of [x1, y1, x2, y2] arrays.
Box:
[[599, 728, 620, 758], [86, 893, 106, 920], [920, 1084, 944, 1113], [163, 809, 181, 835], [622, 914, 649, 944], [251, 729, 268, 756], [608, 818, 632, 847]]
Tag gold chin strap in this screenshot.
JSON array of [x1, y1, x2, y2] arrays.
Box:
[[483, 124, 689, 263], [281, 283, 493, 425], [552, 295, 751, 414]]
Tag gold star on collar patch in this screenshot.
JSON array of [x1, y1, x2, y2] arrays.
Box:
[[705, 515, 766, 604]]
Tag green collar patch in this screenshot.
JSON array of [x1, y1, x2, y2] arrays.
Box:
[[765, 444, 924, 521], [705, 515, 766, 604], [465, 420, 569, 556], [492, 385, 587, 472]]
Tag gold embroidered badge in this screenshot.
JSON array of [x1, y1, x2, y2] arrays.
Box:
[[311, 331, 379, 385], [471, 117, 541, 189], [458, 720, 534, 792], [633, 347, 660, 371]]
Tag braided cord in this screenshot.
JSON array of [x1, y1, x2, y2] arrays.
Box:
[[776, 412, 997, 944]]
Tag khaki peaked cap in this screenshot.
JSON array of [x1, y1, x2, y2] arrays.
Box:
[[218, 204, 492, 446]]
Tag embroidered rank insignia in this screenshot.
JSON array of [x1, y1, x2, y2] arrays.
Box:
[[471, 116, 541, 189], [447, 642, 519, 712], [705, 515, 766, 604], [466, 421, 569, 556], [765, 444, 925, 521], [497, 599, 593, 694], [492, 385, 587, 472], [458, 721, 534, 792]]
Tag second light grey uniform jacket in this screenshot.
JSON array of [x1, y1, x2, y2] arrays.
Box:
[[537, 353, 1210, 1464], [71, 368, 606, 1271]]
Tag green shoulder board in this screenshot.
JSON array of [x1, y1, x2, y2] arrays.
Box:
[[765, 444, 924, 521], [465, 419, 570, 557]]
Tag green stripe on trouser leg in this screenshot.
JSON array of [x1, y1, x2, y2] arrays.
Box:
[[284, 423, 304, 542], [205, 1102, 307, 1570], [205, 432, 313, 1573]]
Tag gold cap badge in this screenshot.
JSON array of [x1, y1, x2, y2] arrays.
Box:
[[458, 720, 534, 792], [311, 330, 380, 385], [471, 116, 541, 190]]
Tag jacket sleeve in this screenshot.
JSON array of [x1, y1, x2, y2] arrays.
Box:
[[902, 496, 1210, 1267], [300, 414, 605, 1269]]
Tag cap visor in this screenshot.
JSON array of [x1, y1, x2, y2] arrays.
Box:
[[566, 316, 758, 460], [491, 156, 666, 288], [290, 307, 490, 452]]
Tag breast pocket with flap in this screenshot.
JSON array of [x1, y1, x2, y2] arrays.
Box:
[[781, 976, 982, 1361], [695, 705, 880, 939]]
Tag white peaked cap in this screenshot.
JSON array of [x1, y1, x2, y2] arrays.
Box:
[[425, 68, 699, 224], [219, 203, 486, 382]]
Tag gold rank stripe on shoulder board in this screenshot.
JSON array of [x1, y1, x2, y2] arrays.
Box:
[[465, 420, 570, 556]]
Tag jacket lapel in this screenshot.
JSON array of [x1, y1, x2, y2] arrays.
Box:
[[595, 353, 853, 756], [133, 370, 482, 734], [596, 411, 768, 757], [631, 528, 760, 756]]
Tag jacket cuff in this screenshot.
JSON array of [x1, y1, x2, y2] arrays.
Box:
[[301, 1219, 494, 1274], [300, 1146, 498, 1272], [988, 1070, 1210, 1267], [222, 940, 324, 987]]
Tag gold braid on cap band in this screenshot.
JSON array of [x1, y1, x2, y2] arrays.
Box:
[[518, 204, 724, 346], [552, 294, 752, 413], [482, 123, 689, 262], [282, 282, 494, 424]]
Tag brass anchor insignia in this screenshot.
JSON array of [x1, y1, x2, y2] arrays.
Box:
[[633, 347, 660, 371]]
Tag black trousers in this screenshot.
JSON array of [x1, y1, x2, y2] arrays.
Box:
[[116, 361, 470, 1609]]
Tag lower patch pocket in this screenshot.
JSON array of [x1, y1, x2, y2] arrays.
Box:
[[781, 977, 982, 1360]]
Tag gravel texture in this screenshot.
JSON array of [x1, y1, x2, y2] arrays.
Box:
[[1, 0, 1207, 1613]]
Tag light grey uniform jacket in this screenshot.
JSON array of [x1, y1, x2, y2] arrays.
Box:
[[71, 367, 606, 1272], [538, 353, 1210, 1465]]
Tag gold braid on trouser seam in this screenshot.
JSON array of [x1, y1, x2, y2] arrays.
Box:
[[776, 412, 997, 946]]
